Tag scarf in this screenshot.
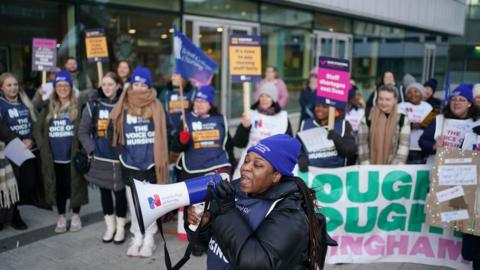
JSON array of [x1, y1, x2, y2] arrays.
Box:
[[0, 142, 19, 208], [110, 88, 169, 183], [369, 104, 398, 164]]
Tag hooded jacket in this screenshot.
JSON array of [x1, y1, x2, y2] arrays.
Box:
[[185, 178, 309, 270]]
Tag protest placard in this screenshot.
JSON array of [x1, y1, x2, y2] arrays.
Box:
[[426, 147, 480, 236]]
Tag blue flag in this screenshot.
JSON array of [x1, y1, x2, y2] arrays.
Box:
[[173, 25, 218, 86], [442, 70, 450, 112]]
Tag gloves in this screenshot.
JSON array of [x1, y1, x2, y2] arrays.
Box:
[[179, 130, 191, 144], [298, 154, 309, 172], [209, 180, 236, 217], [473, 126, 480, 136], [327, 130, 339, 141]]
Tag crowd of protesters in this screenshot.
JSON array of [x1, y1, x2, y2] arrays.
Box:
[[1, 60, 480, 269]]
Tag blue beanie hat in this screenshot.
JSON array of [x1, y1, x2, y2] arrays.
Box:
[[450, 83, 473, 103], [195, 85, 215, 105], [53, 71, 73, 87], [130, 66, 152, 87], [247, 134, 301, 177]]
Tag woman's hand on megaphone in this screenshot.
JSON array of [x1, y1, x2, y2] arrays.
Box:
[[186, 206, 211, 226], [210, 180, 236, 216]]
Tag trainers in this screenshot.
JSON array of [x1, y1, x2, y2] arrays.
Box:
[[54, 216, 67, 233], [69, 214, 82, 232]]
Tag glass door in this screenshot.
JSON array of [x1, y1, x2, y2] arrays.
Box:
[[312, 30, 352, 67], [422, 44, 436, 83], [183, 16, 259, 119]]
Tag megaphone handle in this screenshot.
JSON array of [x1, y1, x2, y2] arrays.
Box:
[[161, 185, 215, 270]]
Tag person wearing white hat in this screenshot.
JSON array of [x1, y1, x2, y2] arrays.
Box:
[[473, 84, 480, 108], [399, 82, 433, 164]]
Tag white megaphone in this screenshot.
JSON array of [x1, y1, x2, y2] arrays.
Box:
[[130, 174, 225, 234]]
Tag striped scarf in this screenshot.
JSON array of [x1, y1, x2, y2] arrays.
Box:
[[0, 141, 19, 208]]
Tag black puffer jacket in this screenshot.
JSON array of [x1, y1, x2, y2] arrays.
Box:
[[186, 177, 309, 269]]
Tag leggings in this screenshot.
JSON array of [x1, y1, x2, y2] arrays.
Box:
[[99, 188, 127, 217], [54, 163, 80, 215]]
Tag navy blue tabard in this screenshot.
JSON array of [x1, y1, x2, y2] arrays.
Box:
[[165, 89, 195, 133], [87, 101, 117, 161], [48, 111, 74, 163], [120, 112, 155, 170], [180, 112, 230, 173], [0, 98, 32, 139], [298, 118, 346, 168]]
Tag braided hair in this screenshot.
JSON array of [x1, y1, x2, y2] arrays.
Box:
[[287, 176, 324, 270]]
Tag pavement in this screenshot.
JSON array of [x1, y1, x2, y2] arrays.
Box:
[[0, 186, 458, 270]]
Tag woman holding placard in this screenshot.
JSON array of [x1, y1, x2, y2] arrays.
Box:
[[358, 84, 411, 165], [109, 66, 169, 258], [419, 84, 476, 163], [297, 100, 356, 171], [232, 82, 292, 179], [78, 72, 126, 244], [398, 82, 433, 164], [0, 73, 41, 230], [36, 71, 88, 233]]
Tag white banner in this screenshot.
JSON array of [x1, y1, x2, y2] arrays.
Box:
[[296, 165, 471, 269]]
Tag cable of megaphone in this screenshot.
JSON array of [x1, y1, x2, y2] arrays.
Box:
[[130, 173, 228, 235]]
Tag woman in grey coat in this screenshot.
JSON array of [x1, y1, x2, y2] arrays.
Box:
[[78, 72, 126, 244]]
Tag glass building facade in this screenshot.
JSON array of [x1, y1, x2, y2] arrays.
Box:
[[449, 0, 480, 84], [0, 0, 454, 119]]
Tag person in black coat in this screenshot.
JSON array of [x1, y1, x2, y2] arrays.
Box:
[[185, 134, 326, 270], [299, 73, 317, 123], [423, 78, 441, 112]]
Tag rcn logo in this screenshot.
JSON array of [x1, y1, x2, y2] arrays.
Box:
[[126, 114, 137, 124], [148, 194, 161, 209], [192, 121, 202, 131], [254, 119, 263, 128], [8, 108, 19, 118], [99, 109, 109, 119]]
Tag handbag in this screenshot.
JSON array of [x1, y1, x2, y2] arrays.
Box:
[[72, 100, 98, 174], [73, 151, 91, 174]]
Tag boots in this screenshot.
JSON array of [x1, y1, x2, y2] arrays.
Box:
[[126, 232, 143, 257], [11, 207, 27, 230], [103, 215, 116, 243], [139, 232, 156, 258], [114, 217, 126, 244]]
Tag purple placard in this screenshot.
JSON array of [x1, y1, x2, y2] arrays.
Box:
[[317, 56, 351, 109], [32, 38, 57, 72]]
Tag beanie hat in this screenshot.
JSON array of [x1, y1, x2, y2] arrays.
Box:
[[195, 85, 215, 105], [405, 82, 426, 97], [423, 78, 438, 93], [247, 134, 301, 177], [473, 84, 480, 98], [450, 83, 474, 103], [402, 73, 416, 89], [53, 71, 73, 88], [130, 66, 152, 88], [348, 85, 358, 101], [258, 82, 278, 103]]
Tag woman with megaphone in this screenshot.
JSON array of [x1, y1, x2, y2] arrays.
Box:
[[185, 134, 327, 270], [109, 66, 169, 258]]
